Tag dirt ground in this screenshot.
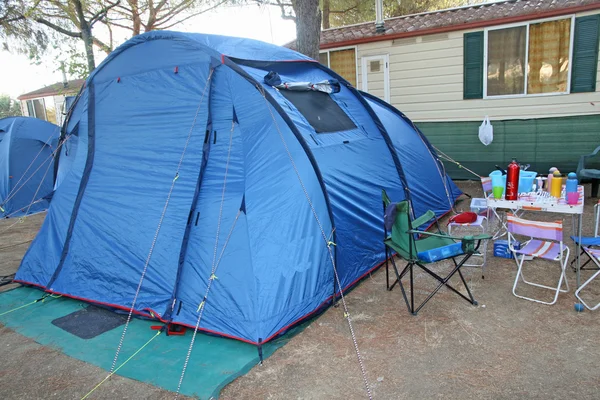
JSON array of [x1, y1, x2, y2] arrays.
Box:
[[1, 181, 600, 399]]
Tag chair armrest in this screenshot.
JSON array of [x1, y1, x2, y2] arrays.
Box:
[[408, 230, 491, 254], [579, 145, 600, 174], [411, 210, 436, 230], [407, 230, 491, 241]]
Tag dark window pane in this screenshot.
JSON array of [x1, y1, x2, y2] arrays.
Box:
[[487, 26, 526, 95], [319, 52, 329, 66], [280, 90, 356, 133]]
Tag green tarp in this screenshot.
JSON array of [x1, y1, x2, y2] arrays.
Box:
[[0, 287, 301, 399]]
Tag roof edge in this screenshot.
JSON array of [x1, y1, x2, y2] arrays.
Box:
[[18, 89, 81, 101], [321, 0, 518, 33], [320, 2, 600, 50]]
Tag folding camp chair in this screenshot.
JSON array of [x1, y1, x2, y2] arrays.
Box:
[[382, 190, 490, 315], [570, 200, 600, 272], [508, 214, 570, 305], [575, 248, 600, 310], [448, 176, 493, 277]]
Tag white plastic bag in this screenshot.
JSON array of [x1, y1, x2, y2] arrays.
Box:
[[478, 116, 493, 146]]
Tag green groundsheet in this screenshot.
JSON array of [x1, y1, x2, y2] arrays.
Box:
[[0, 286, 302, 399]]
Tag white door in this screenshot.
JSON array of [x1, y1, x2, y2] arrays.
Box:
[[361, 55, 390, 103]]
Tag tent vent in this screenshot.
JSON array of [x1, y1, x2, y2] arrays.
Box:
[[393, 37, 417, 46], [422, 33, 449, 43]]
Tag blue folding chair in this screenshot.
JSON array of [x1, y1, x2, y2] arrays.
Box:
[[571, 201, 600, 272]]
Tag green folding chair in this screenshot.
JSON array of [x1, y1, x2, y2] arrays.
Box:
[[382, 190, 491, 315]]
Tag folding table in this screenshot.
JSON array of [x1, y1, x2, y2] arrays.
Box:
[[486, 186, 585, 287]]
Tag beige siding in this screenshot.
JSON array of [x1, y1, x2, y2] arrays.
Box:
[[348, 10, 600, 122]]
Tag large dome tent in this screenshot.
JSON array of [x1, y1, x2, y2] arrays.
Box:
[[15, 31, 461, 346]]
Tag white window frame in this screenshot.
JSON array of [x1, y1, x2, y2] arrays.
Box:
[[361, 54, 390, 103], [26, 98, 48, 120], [318, 45, 359, 87], [483, 15, 575, 99], [26, 100, 36, 118]]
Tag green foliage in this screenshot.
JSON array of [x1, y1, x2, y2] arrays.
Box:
[[0, 0, 49, 57], [0, 94, 23, 118], [324, 0, 486, 29]]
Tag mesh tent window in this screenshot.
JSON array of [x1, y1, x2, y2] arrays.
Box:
[[280, 90, 356, 134]]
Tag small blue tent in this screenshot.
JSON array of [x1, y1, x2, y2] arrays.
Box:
[[16, 32, 461, 345], [0, 117, 59, 218]]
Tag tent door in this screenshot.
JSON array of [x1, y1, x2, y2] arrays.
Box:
[[361, 54, 390, 103]]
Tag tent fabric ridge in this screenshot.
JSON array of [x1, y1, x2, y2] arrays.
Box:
[[313, 63, 413, 212], [221, 55, 339, 284], [47, 83, 97, 289], [108, 68, 215, 373], [174, 125, 240, 397], [360, 91, 463, 208], [256, 74, 373, 398]]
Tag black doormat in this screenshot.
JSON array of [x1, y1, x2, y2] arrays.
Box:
[[51, 305, 127, 339]]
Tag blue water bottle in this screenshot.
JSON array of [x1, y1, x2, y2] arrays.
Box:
[[566, 172, 578, 205]]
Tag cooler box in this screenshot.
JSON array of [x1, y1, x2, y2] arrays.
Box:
[[494, 239, 520, 259], [418, 242, 463, 263]]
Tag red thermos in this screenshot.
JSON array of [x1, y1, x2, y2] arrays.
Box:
[[505, 159, 520, 200]]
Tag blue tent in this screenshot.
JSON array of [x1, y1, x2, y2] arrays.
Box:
[[16, 32, 461, 345], [0, 117, 59, 218]]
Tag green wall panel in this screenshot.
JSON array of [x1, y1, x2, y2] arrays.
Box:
[[416, 115, 600, 180]]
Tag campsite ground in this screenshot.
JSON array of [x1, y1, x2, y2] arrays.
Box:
[[1, 181, 599, 399]]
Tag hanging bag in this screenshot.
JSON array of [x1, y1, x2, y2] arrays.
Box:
[[478, 116, 493, 146]]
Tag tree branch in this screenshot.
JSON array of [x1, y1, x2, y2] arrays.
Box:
[[92, 36, 111, 54], [330, 5, 358, 14], [159, 1, 229, 29], [35, 17, 81, 38], [89, 0, 120, 27]]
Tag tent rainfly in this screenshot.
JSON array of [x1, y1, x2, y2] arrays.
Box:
[[15, 32, 462, 345], [0, 117, 59, 218]]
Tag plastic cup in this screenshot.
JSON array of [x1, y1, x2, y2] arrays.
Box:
[[567, 192, 579, 205], [492, 186, 503, 199]]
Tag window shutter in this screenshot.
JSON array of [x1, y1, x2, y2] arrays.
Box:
[[571, 15, 600, 93], [463, 31, 484, 99]]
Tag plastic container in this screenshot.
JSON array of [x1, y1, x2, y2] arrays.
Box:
[[505, 159, 520, 200], [566, 172, 578, 204], [418, 242, 463, 263], [551, 171, 563, 198], [489, 170, 537, 194], [494, 240, 521, 259], [470, 198, 487, 214], [547, 167, 558, 193], [566, 172, 578, 194]]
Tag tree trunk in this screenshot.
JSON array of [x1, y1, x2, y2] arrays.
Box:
[[292, 0, 321, 60], [322, 0, 330, 29], [129, 0, 142, 35], [74, 0, 95, 72]]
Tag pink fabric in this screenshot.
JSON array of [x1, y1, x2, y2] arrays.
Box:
[[481, 177, 493, 193], [585, 247, 600, 260], [516, 239, 566, 260], [507, 214, 563, 241]]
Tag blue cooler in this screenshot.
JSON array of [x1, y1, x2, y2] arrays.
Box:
[[494, 239, 520, 259], [418, 242, 463, 263]]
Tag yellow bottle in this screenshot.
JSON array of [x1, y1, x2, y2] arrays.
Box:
[[550, 170, 562, 198]]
